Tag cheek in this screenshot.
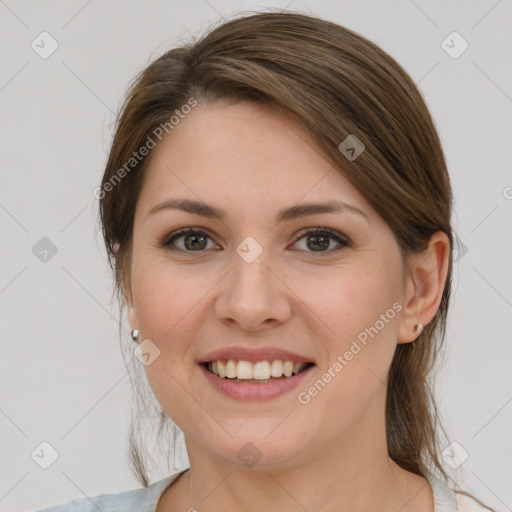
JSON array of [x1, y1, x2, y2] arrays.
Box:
[[132, 258, 202, 343], [298, 264, 402, 436], [130, 264, 200, 426], [307, 254, 403, 414], [311, 258, 403, 344]]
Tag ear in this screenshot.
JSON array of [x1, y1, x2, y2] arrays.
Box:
[[127, 303, 138, 333], [123, 276, 138, 333], [397, 231, 450, 344]]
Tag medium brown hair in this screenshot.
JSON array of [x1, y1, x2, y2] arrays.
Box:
[[98, 9, 491, 508]]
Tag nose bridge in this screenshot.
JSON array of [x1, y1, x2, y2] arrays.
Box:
[[215, 236, 290, 329]]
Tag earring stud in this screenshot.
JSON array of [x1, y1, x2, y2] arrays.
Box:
[[131, 329, 139, 341], [413, 323, 423, 335]]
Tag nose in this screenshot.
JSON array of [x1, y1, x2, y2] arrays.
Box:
[[214, 248, 292, 332]]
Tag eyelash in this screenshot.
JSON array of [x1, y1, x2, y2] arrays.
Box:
[[157, 227, 350, 255]]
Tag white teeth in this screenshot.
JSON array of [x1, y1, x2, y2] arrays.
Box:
[[270, 360, 283, 377], [217, 360, 226, 378], [236, 360, 253, 379], [207, 359, 310, 379], [253, 361, 271, 380], [283, 361, 293, 377], [226, 359, 237, 378]]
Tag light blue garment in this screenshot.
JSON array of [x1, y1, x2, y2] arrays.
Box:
[[33, 469, 472, 511]]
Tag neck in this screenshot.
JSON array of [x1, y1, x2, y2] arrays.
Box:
[[162, 425, 433, 512]]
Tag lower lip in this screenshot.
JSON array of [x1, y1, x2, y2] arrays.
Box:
[[199, 364, 314, 401]]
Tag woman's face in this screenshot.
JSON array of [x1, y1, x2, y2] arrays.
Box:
[[127, 100, 412, 470]]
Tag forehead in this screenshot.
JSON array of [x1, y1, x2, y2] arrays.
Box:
[[136, 100, 372, 221]]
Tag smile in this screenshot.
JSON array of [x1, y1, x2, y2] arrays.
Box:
[[205, 359, 313, 382], [199, 359, 315, 401]]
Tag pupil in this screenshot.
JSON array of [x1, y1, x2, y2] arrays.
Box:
[[185, 234, 206, 250], [308, 235, 328, 251]]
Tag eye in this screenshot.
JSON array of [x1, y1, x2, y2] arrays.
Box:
[[158, 228, 219, 252], [158, 227, 349, 255], [292, 227, 349, 254]]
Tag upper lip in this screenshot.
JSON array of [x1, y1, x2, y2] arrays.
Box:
[[196, 346, 315, 364]]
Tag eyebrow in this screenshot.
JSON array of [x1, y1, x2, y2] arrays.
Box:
[[146, 198, 368, 223]]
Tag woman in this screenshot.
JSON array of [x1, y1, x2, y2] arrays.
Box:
[[36, 10, 493, 512]]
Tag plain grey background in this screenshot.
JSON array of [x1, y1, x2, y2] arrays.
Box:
[[1, 1, 511, 511]]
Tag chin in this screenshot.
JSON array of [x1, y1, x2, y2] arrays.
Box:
[[196, 420, 315, 471]]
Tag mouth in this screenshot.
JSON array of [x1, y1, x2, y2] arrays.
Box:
[[202, 359, 315, 384]]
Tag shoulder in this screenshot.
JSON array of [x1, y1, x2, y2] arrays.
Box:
[[33, 471, 185, 512], [455, 492, 494, 512], [425, 472, 493, 512]]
